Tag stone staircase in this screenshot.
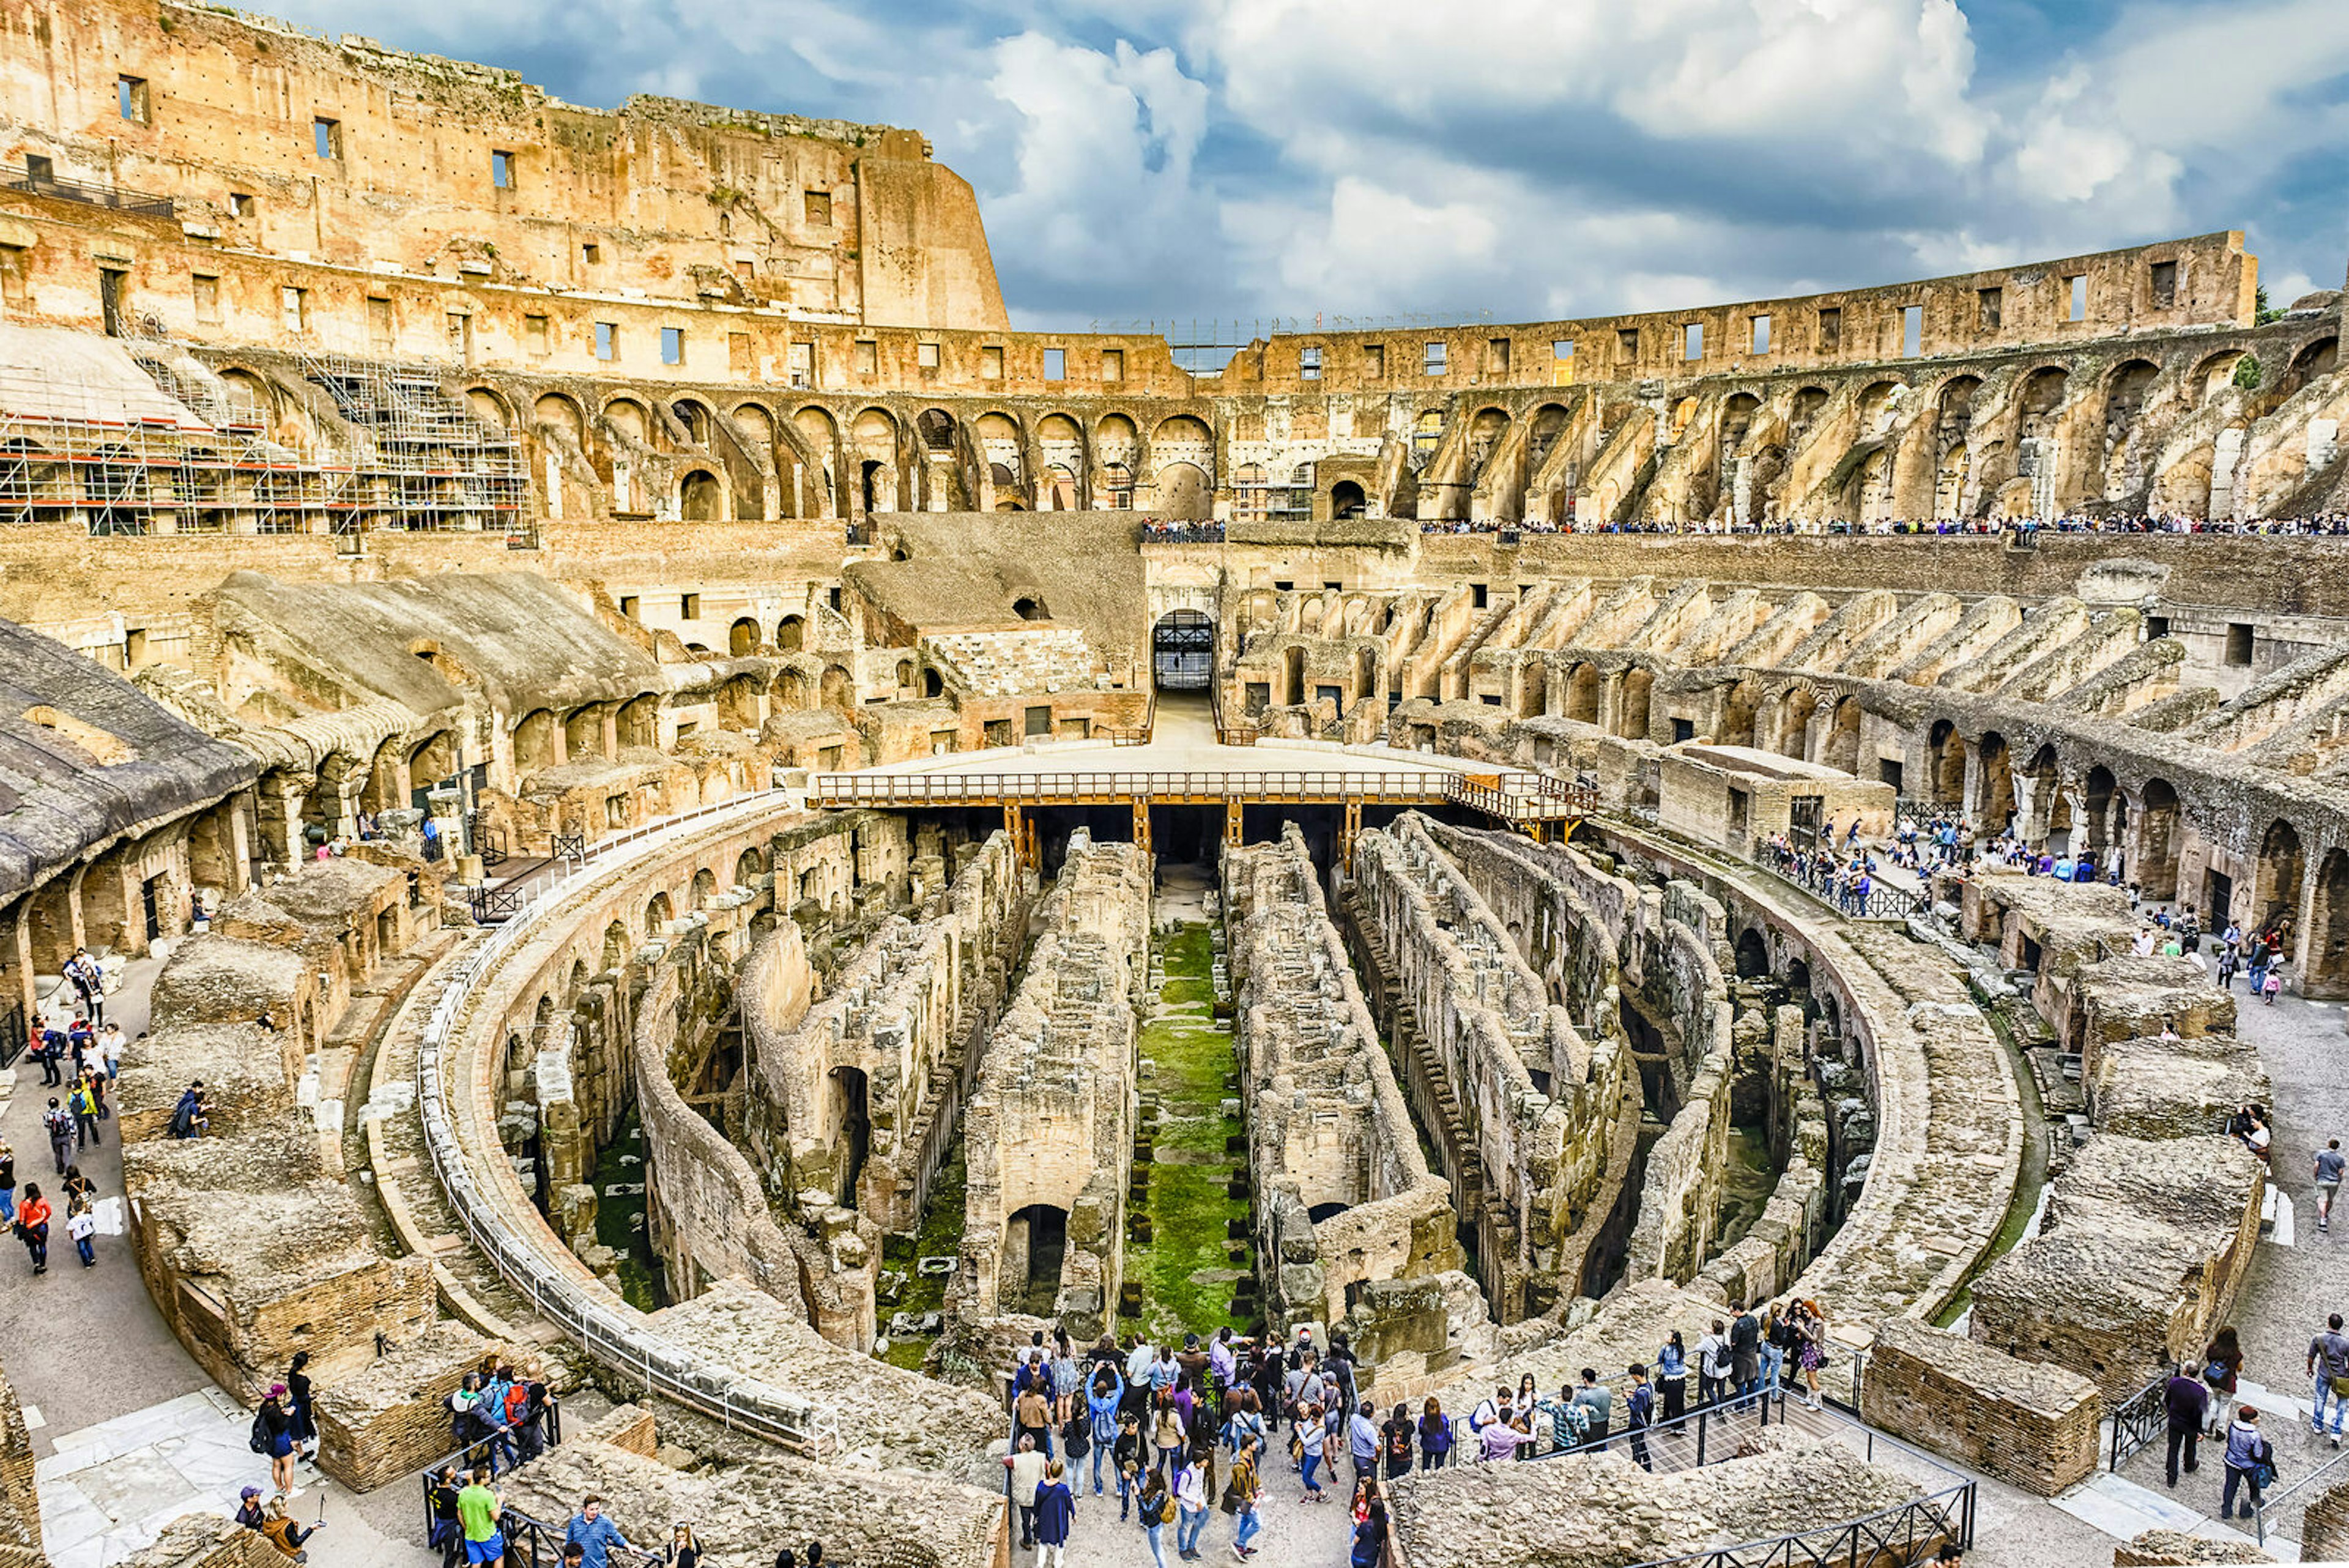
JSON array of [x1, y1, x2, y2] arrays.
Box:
[[1339, 886, 1486, 1211]]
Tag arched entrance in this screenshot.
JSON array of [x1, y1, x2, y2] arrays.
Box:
[[2254, 819, 2304, 937], [1330, 480, 1367, 518], [1928, 720, 1965, 805], [2306, 848, 2349, 998], [1151, 609, 1214, 691], [828, 1066, 870, 1209]]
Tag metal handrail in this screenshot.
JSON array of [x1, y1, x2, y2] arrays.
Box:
[[2252, 1433, 2349, 1545], [1751, 844, 1920, 920], [1625, 1481, 1973, 1568], [1, 166, 175, 217], [809, 770, 1465, 803], [2108, 1369, 2171, 1471], [413, 788, 845, 1458]]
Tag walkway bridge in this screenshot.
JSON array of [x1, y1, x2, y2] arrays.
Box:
[[807, 766, 1594, 864]]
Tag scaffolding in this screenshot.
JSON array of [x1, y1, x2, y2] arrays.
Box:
[[0, 330, 528, 538]]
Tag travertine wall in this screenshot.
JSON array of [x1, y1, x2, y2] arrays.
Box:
[[1860, 1318, 2099, 1496], [1347, 813, 1607, 1319], [744, 830, 1030, 1232], [1225, 823, 1493, 1381], [955, 832, 1148, 1338]]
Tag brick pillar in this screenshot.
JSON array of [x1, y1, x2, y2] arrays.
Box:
[[2304, 1476, 2349, 1561]]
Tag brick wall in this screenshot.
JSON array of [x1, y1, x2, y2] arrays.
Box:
[[2301, 1476, 2349, 1562], [1860, 1319, 2100, 1496], [311, 1321, 504, 1491]]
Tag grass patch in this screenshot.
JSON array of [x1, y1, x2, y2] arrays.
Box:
[[877, 1140, 968, 1364], [593, 1111, 666, 1312], [1126, 921, 1253, 1338]]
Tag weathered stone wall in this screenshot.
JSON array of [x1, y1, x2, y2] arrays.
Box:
[[310, 1320, 505, 1491], [744, 830, 1029, 1233], [955, 832, 1148, 1338], [1860, 1318, 2099, 1496], [1348, 813, 1607, 1320], [1224, 823, 1494, 1386]]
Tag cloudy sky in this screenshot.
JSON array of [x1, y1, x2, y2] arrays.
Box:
[[282, 0, 2348, 332]]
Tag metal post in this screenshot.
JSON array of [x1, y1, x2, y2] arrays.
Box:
[[1133, 797, 1151, 856], [1225, 802, 1244, 849]]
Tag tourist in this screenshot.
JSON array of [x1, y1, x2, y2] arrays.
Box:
[[1761, 1302, 1791, 1394], [1319, 1401, 1345, 1493], [258, 1384, 298, 1495], [1004, 1433, 1046, 1550], [1624, 1364, 1655, 1471], [1295, 1402, 1326, 1498], [1696, 1318, 1731, 1407], [1650, 1331, 1687, 1424], [1152, 1392, 1184, 1483], [1113, 1412, 1143, 1517], [1209, 1326, 1237, 1393], [1535, 1381, 1589, 1454], [1379, 1402, 1412, 1479], [1415, 1397, 1450, 1472], [428, 1467, 464, 1568], [257, 1495, 323, 1562], [665, 1523, 702, 1568], [1796, 1300, 1830, 1411], [65, 1194, 94, 1268], [456, 1466, 503, 1567], [42, 1099, 72, 1175], [1346, 1400, 1379, 1485], [565, 1496, 636, 1568], [14, 1183, 49, 1275], [2244, 1111, 2273, 1167], [2263, 964, 2286, 1005], [98, 1021, 122, 1080], [1727, 1301, 1762, 1397], [1014, 1375, 1054, 1458], [1572, 1367, 1613, 1449], [0, 1139, 15, 1226], [1052, 1330, 1082, 1428], [2165, 1362, 2208, 1488], [1348, 1499, 1386, 1568], [169, 1080, 210, 1140], [66, 948, 103, 1027], [69, 1072, 100, 1149], [1173, 1446, 1210, 1561], [234, 1486, 266, 1531], [2221, 1406, 2274, 1520], [1220, 1388, 1266, 1458], [2309, 1313, 2349, 1446], [1137, 1471, 1172, 1568], [2317, 1139, 2345, 1233], [1228, 1435, 1263, 1559], [284, 1352, 316, 1464], [2204, 1328, 2246, 1438], [1031, 1457, 1074, 1568]]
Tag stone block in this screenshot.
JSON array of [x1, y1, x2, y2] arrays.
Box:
[[1861, 1318, 2099, 1496]]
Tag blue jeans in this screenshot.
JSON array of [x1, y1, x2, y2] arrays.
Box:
[[1091, 1440, 1110, 1494], [2315, 1375, 2348, 1435], [1235, 1508, 1261, 1551], [1176, 1505, 1206, 1555], [0, 1190, 14, 1224], [1301, 1450, 1322, 1495], [1761, 1345, 1786, 1391], [2223, 1463, 2264, 1518], [1143, 1522, 1167, 1568], [73, 1237, 92, 1266]]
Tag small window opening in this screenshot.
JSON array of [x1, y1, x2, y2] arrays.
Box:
[[595, 322, 617, 360], [1043, 347, 1065, 381], [2225, 623, 2254, 666], [312, 117, 341, 160], [1817, 307, 1842, 351], [1750, 315, 1770, 354], [1299, 346, 1321, 381], [661, 327, 683, 366], [1901, 305, 1923, 358], [1977, 288, 2002, 330], [1683, 322, 1704, 360], [118, 76, 149, 124], [1423, 341, 1447, 376], [2068, 275, 2087, 322], [2150, 260, 2178, 308], [491, 150, 514, 189]]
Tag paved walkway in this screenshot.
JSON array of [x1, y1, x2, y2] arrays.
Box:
[[2, 952, 406, 1567]]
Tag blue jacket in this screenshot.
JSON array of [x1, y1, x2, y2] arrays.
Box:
[[1033, 1481, 1076, 1546], [2225, 1422, 2269, 1472], [1088, 1371, 1125, 1441]]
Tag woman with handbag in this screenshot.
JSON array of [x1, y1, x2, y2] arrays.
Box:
[[2205, 1327, 2246, 1438]]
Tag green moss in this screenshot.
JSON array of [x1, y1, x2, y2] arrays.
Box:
[[877, 1140, 967, 1364], [1124, 922, 1253, 1339], [593, 1111, 666, 1312]]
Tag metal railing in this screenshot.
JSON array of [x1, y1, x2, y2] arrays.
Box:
[[2108, 1370, 2170, 1471], [410, 1400, 566, 1527], [0, 166, 175, 217], [1630, 1482, 1973, 1568], [1751, 844, 1921, 920], [469, 885, 525, 924], [2252, 1435, 2349, 1546], [1139, 522, 1225, 544], [808, 770, 1466, 806], [0, 1001, 23, 1072], [413, 788, 843, 1459]]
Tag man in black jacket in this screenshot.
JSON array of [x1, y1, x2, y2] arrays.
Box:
[[2165, 1361, 2211, 1487], [1727, 1302, 1762, 1399]]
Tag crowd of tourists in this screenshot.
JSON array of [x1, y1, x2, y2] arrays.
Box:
[[990, 1304, 1834, 1567], [1417, 512, 2349, 537], [2155, 1298, 2349, 1525]]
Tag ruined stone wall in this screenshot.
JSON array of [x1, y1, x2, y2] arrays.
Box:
[[1224, 823, 1492, 1380], [743, 828, 1029, 1232], [955, 832, 1148, 1339], [1348, 814, 1605, 1320], [1860, 1318, 2099, 1497]]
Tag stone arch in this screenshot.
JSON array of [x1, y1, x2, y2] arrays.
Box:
[[671, 396, 714, 445], [644, 890, 674, 934], [1153, 462, 1211, 521], [2284, 335, 2339, 398], [2082, 764, 2117, 860], [1330, 479, 1367, 518], [1565, 664, 1600, 724], [1734, 927, 1770, 980], [680, 468, 725, 521], [1721, 679, 1761, 748], [2306, 847, 2349, 998], [617, 694, 659, 749], [465, 385, 514, 433], [533, 392, 587, 445], [604, 396, 653, 445], [690, 866, 718, 910], [2191, 351, 2246, 405], [820, 665, 852, 708], [1152, 609, 1214, 692], [729, 617, 762, 657], [1619, 667, 1653, 741], [2254, 817, 2304, 936], [1778, 686, 1817, 760], [1822, 696, 1861, 774], [1927, 719, 1964, 805], [731, 400, 777, 445], [2137, 777, 2181, 899], [775, 614, 805, 652], [735, 845, 768, 886], [512, 708, 558, 774]]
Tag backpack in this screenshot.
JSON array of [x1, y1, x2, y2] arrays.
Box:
[[1140, 1491, 1169, 1526], [1061, 1414, 1088, 1460], [248, 1410, 270, 1455], [43, 1108, 70, 1140]]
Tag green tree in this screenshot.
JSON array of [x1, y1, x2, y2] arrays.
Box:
[[2255, 286, 2285, 326], [2233, 354, 2264, 391]]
